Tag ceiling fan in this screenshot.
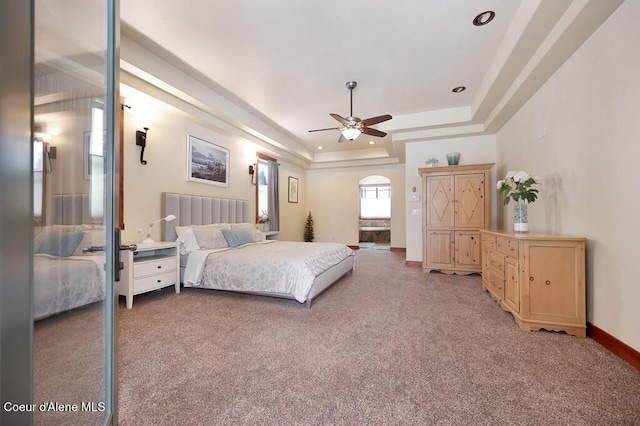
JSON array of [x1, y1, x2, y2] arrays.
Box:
[[308, 81, 392, 143]]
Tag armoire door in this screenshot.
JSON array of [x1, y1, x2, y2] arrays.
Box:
[[454, 173, 485, 228], [426, 175, 454, 228]]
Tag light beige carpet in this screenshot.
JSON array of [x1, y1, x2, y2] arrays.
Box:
[[115, 249, 640, 425]]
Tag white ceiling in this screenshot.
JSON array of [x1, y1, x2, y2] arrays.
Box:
[[120, 0, 623, 168]]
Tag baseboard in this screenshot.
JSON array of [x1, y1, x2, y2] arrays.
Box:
[[405, 261, 422, 268], [588, 322, 640, 371]]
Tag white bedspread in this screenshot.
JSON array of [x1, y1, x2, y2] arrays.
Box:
[[183, 241, 354, 302], [34, 254, 105, 320]]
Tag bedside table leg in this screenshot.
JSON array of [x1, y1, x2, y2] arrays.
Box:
[[126, 295, 133, 309]]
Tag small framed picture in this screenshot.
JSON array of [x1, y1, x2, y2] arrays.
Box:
[[288, 176, 299, 203], [187, 135, 229, 187]]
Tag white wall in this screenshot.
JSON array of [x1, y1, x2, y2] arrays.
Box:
[[277, 164, 307, 241], [306, 165, 406, 247], [496, 0, 640, 351], [121, 87, 306, 243], [404, 135, 497, 262]]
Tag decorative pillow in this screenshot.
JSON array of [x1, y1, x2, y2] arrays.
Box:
[[221, 228, 256, 248], [35, 230, 84, 257], [192, 225, 230, 249], [176, 228, 201, 255], [72, 229, 106, 256], [230, 223, 263, 242], [34, 225, 74, 245]]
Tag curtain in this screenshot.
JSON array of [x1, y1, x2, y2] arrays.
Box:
[[268, 160, 279, 231]]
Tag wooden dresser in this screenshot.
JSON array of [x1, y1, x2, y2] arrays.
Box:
[[480, 229, 587, 337], [419, 163, 493, 274]]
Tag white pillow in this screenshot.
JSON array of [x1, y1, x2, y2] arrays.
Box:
[[176, 228, 201, 255], [175, 225, 191, 238]]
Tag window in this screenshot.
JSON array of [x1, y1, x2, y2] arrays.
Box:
[[256, 157, 269, 220], [255, 153, 278, 224], [33, 140, 45, 224], [89, 105, 105, 220], [360, 184, 391, 219]]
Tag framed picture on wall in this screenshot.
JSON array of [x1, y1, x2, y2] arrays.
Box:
[[187, 135, 229, 187], [288, 176, 299, 203]]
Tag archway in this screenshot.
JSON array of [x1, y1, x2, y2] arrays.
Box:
[[358, 175, 391, 249]]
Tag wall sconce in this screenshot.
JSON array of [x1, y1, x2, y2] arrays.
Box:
[[142, 214, 176, 244], [136, 127, 149, 165], [249, 164, 256, 185]]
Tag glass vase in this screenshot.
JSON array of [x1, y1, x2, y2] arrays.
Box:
[[514, 200, 528, 232], [263, 221, 270, 232]]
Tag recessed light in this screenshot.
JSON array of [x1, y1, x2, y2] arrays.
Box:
[[452, 86, 466, 93], [473, 10, 495, 26], [369, 141, 375, 145], [317, 146, 323, 150]]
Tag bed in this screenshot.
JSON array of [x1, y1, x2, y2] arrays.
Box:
[[161, 192, 355, 307], [34, 195, 106, 320]]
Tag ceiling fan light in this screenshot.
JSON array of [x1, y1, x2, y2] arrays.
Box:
[[342, 128, 361, 141]]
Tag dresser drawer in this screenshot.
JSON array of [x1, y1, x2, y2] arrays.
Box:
[[496, 236, 519, 258], [489, 250, 505, 272], [133, 257, 176, 278], [482, 234, 496, 251], [489, 273, 505, 299], [134, 271, 177, 294]]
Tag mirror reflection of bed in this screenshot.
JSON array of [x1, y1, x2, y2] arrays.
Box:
[[33, 195, 107, 425]]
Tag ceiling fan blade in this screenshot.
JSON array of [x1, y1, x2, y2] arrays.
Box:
[[361, 127, 387, 137], [330, 113, 350, 126], [361, 114, 392, 126], [338, 134, 348, 143], [308, 126, 341, 133]]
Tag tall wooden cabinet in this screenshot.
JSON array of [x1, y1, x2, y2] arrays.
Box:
[[419, 163, 493, 274], [480, 229, 587, 337]]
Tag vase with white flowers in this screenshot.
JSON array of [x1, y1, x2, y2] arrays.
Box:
[[260, 210, 270, 232], [496, 171, 541, 232]]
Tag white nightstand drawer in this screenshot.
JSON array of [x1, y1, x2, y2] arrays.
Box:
[[121, 241, 180, 309], [133, 257, 176, 278], [133, 271, 177, 294]]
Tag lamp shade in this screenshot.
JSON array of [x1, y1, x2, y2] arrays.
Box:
[[142, 214, 177, 244], [342, 128, 361, 141]]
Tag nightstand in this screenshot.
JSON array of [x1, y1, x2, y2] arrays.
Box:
[[119, 241, 180, 309]]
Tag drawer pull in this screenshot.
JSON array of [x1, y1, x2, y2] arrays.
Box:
[[157, 266, 162, 269], [546, 280, 551, 285], [157, 279, 162, 283], [530, 276, 534, 281]]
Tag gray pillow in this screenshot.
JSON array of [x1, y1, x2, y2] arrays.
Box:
[[35, 230, 84, 257], [192, 225, 229, 249], [221, 228, 255, 248]]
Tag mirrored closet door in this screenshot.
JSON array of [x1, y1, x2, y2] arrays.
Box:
[[32, 0, 119, 424]]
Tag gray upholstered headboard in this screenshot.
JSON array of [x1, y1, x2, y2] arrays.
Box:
[[52, 194, 101, 225], [161, 193, 251, 241]]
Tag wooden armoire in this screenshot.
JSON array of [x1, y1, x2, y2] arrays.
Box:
[[419, 163, 493, 274]]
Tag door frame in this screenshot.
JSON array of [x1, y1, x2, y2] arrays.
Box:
[[0, 0, 35, 424]]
